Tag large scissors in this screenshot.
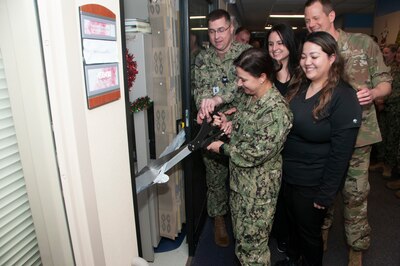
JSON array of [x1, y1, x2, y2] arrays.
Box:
[[135, 117, 224, 194]]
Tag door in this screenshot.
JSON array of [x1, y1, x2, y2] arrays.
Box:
[[181, 0, 212, 256]]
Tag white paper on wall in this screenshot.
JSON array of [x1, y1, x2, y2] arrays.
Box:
[[83, 39, 118, 64]]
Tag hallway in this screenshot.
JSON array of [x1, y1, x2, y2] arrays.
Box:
[[191, 170, 400, 266]]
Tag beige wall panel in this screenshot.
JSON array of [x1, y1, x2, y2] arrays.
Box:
[[150, 17, 166, 47], [154, 105, 176, 135], [152, 77, 168, 105], [152, 48, 169, 77], [148, 1, 167, 18]]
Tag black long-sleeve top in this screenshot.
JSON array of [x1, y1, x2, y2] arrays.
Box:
[[282, 80, 362, 207]]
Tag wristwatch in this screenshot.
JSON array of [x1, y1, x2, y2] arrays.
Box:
[[219, 144, 225, 155]]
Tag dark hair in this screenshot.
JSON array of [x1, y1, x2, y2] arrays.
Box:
[[207, 9, 230, 25], [287, 31, 344, 120], [304, 0, 334, 15], [235, 26, 250, 35], [233, 48, 280, 82], [266, 23, 299, 80]]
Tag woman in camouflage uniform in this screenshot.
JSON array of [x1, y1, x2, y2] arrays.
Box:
[[207, 48, 293, 265]]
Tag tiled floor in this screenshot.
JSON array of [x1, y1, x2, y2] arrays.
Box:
[[148, 236, 189, 266]]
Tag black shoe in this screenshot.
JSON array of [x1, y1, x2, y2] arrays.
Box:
[[277, 240, 287, 253], [275, 257, 301, 266]]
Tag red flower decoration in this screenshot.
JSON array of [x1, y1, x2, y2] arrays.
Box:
[[126, 48, 138, 90]]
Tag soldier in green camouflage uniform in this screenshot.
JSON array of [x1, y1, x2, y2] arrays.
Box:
[[193, 9, 250, 247], [372, 60, 400, 176], [207, 48, 292, 265], [304, 1, 392, 264], [383, 60, 400, 173]]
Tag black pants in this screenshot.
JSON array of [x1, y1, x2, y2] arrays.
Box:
[[282, 182, 327, 266], [271, 185, 289, 244]]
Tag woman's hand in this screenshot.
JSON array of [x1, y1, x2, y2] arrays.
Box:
[[224, 107, 237, 115], [199, 96, 223, 120], [206, 140, 224, 153], [213, 112, 233, 137]]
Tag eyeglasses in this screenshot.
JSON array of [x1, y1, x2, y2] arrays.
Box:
[[208, 24, 231, 35]]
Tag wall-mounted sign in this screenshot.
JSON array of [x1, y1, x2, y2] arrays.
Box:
[[81, 14, 116, 40], [79, 4, 120, 109], [85, 63, 119, 94]]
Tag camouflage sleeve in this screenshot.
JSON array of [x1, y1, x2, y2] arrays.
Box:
[[387, 66, 400, 104], [217, 44, 252, 104], [193, 50, 213, 110], [368, 40, 392, 87], [216, 76, 237, 104], [227, 106, 292, 167]]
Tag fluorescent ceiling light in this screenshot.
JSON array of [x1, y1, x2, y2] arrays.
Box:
[[191, 27, 208, 31], [270, 14, 304, 18], [265, 26, 298, 30], [190, 16, 206, 19]]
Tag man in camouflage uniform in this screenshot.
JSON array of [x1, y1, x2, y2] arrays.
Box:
[[370, 44, 399, 177], [193, 9, 250, 247], [304, 1, 392, 265]]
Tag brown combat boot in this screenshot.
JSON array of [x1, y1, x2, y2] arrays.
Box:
[[214, 216, 229, 247], [348, 249, 362, 266], [386, 179, 400, 190], [368, 161, 384, 172], [322, 228, 329, 252]]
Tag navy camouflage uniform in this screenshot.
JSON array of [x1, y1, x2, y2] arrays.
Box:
[[382, 63, 400, 169], [222, 87, 292, 265], [193, 41, 250, 217]]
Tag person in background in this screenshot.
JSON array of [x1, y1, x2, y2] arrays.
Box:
[[382, 43, 398, 66], [235, 26, 251, 44], [207, 48, 293, 265], [250, 39, 261, 48], [266, 22, 299, 253], [275, 31, 362, 266], [370, 43, 399, 177], [267, 23, 299, 95], [383, 46, 400, 193], [304, 1, 392, 265], [193, 9, 250, 248], [190, 32, 202, 62]]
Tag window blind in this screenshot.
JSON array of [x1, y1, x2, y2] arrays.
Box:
[[0, 50, 42, 266]]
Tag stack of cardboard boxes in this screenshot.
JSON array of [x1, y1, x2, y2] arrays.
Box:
[[148, 0, 186, 240]]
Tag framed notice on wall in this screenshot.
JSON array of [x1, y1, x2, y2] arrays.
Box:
[[79, 4, 120, 109]]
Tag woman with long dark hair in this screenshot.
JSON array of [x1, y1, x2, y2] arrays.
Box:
[[266, 23, 299, 96], [276, 31, 362, 266], [266, 23, 300, 253]]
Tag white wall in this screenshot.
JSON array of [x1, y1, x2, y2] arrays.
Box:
[[125, 0, 149, 20], [0, 0, 74, 264], [373, 11, 400, 46], [37, 0, 139, 265]]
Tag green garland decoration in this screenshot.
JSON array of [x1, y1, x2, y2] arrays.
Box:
[[130, 96, 153, 113]]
